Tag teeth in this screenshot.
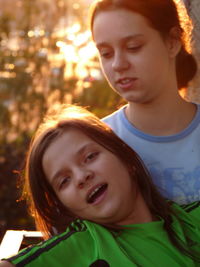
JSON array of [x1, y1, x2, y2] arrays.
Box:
[[88, 185, 103, 200], [121, 79, 131, 84]]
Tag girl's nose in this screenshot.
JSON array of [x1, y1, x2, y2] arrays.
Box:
[[112, 53, 130, 72], [76, 170, 94, 189]]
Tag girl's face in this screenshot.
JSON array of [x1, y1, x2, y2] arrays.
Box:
[[93, 9, 180, 104], [42, 128, 140, 225]]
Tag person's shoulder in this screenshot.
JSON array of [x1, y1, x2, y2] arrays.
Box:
[[39, 220, 88, 246], [101, 105, 127, 132], [181, 201, 200, 212], [173, 201, 200, 223], [4, 220, 91, 266], [102, 105, 126, 122], [180, 201, 200, 219], [40, 220, 89, 247]]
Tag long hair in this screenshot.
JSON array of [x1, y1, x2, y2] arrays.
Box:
[[23, 104, 199, 261], [89, 0, 197, 89]]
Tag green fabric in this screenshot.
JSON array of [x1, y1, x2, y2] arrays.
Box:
[[7, 202, 200, 266]]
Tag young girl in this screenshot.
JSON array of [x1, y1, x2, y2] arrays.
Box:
[[89, 0, 200, 204], [0, 105, 200, 266]]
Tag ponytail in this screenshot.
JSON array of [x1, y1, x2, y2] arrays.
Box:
[[176, 47, 197, 89]]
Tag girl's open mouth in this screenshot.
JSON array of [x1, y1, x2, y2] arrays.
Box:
[[87, 184, 108, 204]]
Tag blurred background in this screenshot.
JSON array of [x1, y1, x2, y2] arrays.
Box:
[[0, 0, 125, 243], [0, 0, 200, 243]]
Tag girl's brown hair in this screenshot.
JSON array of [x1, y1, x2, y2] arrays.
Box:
[[89, 0, 197, 89]]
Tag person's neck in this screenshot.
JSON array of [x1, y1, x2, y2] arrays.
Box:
[[125, 93, 197, 136], [118, 192, 155, 225]]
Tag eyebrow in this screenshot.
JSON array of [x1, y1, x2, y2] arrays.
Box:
[[49, 142, 97, 186], [96, 34, 144, 48]]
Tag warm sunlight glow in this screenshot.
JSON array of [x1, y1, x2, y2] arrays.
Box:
[[66, 22, 81, 35], [55, 23, 98, 80], [174, 0, 193, 53], [58, 43, 79, 62], [73, 31, 91, 46], [73, 3, 80, 10], [78, 41, 97, 61]]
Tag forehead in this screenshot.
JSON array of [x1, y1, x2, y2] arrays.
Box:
[[93, 8, 152, 44], [44, 128, 94, 156]]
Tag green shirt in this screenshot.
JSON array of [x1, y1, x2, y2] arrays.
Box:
[[6, 202, 200, 266]]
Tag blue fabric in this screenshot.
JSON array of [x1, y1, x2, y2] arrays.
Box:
[[103, 105, 200, 204]]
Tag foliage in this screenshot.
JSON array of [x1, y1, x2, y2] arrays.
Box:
[[0, 137, 35, 242], [0, 0, 124, 242]]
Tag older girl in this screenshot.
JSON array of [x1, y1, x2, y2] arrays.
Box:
[[89, 0, 200, 204]]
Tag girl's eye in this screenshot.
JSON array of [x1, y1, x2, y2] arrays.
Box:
[[127, 45, 142, 52], [85, 152, 99, 163], [99, 49, 113, 59], [58, 177, 70, 190]]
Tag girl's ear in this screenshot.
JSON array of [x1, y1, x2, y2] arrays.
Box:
[[167, 27, 182, 58]]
